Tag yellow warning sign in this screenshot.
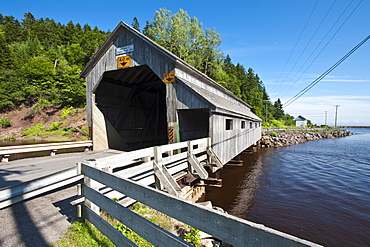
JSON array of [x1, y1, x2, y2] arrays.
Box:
[[117, 56, 131, 68], [163, 72, 175, 83]]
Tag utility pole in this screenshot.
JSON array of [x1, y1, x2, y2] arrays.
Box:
[[263, 100, 269, 123], [334, 105, 340, 127], [325, 111, 327, 126]]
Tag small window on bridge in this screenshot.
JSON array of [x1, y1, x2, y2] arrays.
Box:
[[241, 121, 246, 129], [250, 122, 253, 128], [226, 119, 233, 130]]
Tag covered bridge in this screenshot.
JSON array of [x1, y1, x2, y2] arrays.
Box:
[[80, 21, 261, 164]]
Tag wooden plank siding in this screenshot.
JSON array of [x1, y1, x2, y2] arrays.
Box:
[[81, 21, 262, 165]]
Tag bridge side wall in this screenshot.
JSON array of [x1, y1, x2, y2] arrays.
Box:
[[211, 114, 261, 164]]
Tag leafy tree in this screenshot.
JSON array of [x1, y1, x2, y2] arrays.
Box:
[[143, 8, 223, 78]]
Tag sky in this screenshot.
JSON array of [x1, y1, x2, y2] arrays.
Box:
[[1, 0, 369, 126]]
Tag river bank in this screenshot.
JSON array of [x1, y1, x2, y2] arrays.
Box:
[[258, 129, 352, 148]]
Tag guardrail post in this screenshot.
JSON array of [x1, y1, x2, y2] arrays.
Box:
[[50, 150, 57, 156], [1, 154, 10, 163], [77, 162, 83, 218]]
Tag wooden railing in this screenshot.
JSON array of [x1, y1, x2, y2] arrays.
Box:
[[85, 137, 221, 203], [79, 161, 322, 247], [0, 140, 93, 162]]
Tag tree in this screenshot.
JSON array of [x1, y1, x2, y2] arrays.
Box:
[[132, 17, 140, 31], [0, 34, 11, 69], [143, 8, 223, 78], [273, 98, 284, 119]]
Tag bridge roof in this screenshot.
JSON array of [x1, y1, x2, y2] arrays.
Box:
[[182, 80, 261, 120]]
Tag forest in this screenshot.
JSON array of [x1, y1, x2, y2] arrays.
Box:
[[0, 9, 294, 126]]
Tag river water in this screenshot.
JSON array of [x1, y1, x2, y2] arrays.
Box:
[[204, 128, 370, 246]]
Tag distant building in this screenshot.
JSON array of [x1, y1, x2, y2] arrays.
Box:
[[295, 115, 307, 127]]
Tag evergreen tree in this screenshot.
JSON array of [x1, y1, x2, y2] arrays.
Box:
[[132, 17, 140, 31], [273, 98, 284, 119]]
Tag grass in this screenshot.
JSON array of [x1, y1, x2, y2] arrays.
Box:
[[0, 117, 11, 128], [20, 122, 87, 140], [51, 220, 114, 247], [52, 202, 199, 247]]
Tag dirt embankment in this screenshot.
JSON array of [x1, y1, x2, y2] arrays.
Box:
[[258, 129, 352, 148], [0, 105, 88, 142]]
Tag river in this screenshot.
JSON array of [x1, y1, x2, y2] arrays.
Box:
[[204, 128, 370, 246]]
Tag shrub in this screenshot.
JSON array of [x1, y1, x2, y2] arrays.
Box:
[[0, 117, 11, 128], [49, 122, 63, 131], [270, 132, 278, 137], [61, 106, 77, 119], [21, 123, 44, 136], [184, 225, 201, 247]]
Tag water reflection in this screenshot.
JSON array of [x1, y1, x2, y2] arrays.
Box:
[[228, 155, 264, 218]]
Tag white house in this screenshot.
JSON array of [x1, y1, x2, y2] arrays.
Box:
[[295, 115, 307, 127]]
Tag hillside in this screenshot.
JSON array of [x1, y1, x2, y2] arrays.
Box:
[[0, 105, 88, 143]]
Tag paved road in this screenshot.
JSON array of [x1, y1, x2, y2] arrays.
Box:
[[0, 149, 124, 188], [0, 149, 124, 246]]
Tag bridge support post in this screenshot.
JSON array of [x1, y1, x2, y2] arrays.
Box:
[[153, 146, 182, 196], [153, 146, 164, 191], [187, 140, 208, 179]]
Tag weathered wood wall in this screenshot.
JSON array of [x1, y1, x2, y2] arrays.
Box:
[[82, 22, 262, 163], [212, 114, 261, 164]]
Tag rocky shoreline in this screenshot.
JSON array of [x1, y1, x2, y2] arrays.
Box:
[[258, 129, 352, 148]]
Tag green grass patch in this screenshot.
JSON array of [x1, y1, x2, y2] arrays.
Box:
[[21, 123, 45, 137], [49, 122, 63, 131], [51, 220, 114, 247], [53, 202, 199, 247], [0, 117, 11, 128], [21, 122, 87, 140], [61, 106, 78, 119]]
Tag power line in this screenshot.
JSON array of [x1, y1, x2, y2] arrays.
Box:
[[270, 0, 319, 94], [276, 0, 337, 96], [284, 34, 370, 107], [279, 0, 362, 98]]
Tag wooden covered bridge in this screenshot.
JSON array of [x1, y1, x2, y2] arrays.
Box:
[[74, 22, 322, 246], [80, 21, 261, 165]]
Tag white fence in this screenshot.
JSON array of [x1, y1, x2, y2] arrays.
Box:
[[79, 162, 322, 247]]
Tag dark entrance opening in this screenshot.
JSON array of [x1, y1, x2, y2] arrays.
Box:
[[178, 109, 209, 141], [94, 65, 167, 150]]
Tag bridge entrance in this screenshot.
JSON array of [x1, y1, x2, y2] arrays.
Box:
[[94, 65, 168, 150]]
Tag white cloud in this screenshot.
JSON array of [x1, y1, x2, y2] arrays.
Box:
[[321, 79, 370, 83], [282, 95, 370, 126]]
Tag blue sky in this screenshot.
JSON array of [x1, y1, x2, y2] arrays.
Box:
[[2, 0, 369, 126]]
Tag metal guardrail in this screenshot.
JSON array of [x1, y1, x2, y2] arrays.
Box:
[[263, 128, 329, 133], [0, 167, 83, 209], [0, 140, 93, 162]]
